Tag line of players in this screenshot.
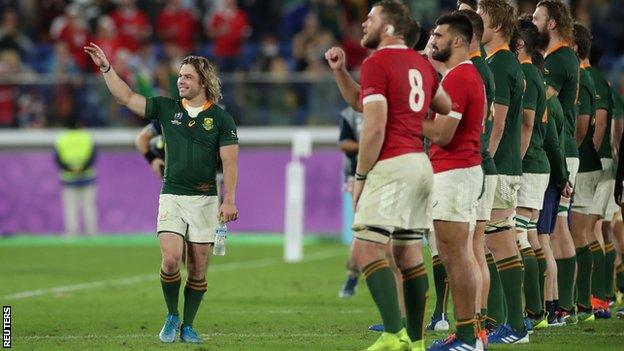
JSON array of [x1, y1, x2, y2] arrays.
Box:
[[327, 0, 624, 350]]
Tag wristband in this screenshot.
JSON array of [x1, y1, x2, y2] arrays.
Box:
[[144, 150, 158, 164], [101, 64, 111, 73], [355, 172, 367, 181]]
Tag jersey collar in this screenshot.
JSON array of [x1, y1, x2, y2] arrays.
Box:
[[580, 62, 591, 69], [545, 41, 569, 58], [485, 44, 510, 60], [520, 59, 532, 65], [181, 99, 213, 112], [469, 50, 481, 59], [377, 44, 408, 51]]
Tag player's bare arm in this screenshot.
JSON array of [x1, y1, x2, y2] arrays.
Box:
[[352, 100, 387, 207], [431, 87, 452, 115], [592, 108, 608, 151], [487, 103, 508, 156], [576, 113, 590, 146], [339, 139, 359, 153], [520, 109, 535, 158], [84, 42, 146, 117], [325, 47, 363, 112], [135, 125, 164, 178], [219, 144, 239, 222], [545, 85, 558, 99], [423, 114, 461, 146], [613, 118, 623, 160]]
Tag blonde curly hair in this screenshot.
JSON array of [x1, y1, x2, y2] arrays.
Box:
[[180, 56, 222, 103]]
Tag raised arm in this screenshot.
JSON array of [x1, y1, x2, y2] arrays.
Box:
[[84, 43, 146, 117], [325, 47, 363, 112]]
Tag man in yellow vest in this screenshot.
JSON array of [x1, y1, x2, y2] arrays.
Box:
[[54, 119, 97, 236]]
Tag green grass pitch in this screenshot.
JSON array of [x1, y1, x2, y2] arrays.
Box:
[[1, 234, 622, 350]]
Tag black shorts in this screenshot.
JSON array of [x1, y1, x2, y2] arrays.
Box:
[[537, 182, 561, 235]]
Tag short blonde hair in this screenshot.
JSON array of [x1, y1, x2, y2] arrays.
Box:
[[478, 0, 516, 40]]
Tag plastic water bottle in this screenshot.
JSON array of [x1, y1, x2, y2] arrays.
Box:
[[213, 224, 227, 256]]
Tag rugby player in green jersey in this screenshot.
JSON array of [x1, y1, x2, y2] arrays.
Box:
[[512, 16, 548, 330], [447, 10, 500, 345], [85, 43, 239, 344], [569, 23, 601, 323], [586, 44, 618, 318], [478, 0, 528, 343], [532, 0, 579, 322]]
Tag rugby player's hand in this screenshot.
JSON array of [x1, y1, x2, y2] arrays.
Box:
[[219, 202, 239, 223], [352, 179, 365, 210], [84, 42, 111, 72], [561, 181, 573, 198], [325, 47, 346, 71], [151, 158, 165, 178]]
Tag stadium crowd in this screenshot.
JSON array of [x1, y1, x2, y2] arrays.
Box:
[[0, 0, 623, 128]]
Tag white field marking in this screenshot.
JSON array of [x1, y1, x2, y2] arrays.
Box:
[[2, 248, 345, 300], [19, 332, 342, 340]]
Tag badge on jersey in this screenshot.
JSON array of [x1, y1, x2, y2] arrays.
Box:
[[171, 112, 183, 125], [202, 117, 214, 131], [188, 120, 196, 127]]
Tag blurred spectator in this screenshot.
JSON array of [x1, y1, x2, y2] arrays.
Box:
[[251, 33, 281, 72], [292, 13, 320, 71], [110, 0, 152, 52], [0, 8, 33, 60], [49, 3, 90, 71], [54, 119, 98, 236], [156, 0, 198, 54], [340, 23, 368, 70], [0, 49, 20, 127], [35, 0, 66, 42], [205, 0, 251, 72], [238, 0, 282, 39], [155, 42, 183, 98], [16, 88, 46, 128], [91, 16, 121, 72], [311, 0, 346, 40]]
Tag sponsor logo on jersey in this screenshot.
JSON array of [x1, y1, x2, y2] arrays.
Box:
[[203, 117, 214, 131], [171, 112, 183, 125]]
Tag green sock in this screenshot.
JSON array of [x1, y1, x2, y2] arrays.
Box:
[[497, 256, 525, 332], [431, 255, 449, 318], [363, 260, 403, 333], [535, 248, 547, 305], [604, 243, 616, 299], [589, 241, 606, 301], [183, 278, 207, 327], [556, 256, 577, 312], [402, 263, 429, 341], [521, 247, 543, 317], [617, 263, 624, 292], [486, 253, 506, 326], [575, 246, 592, 310], [479, 308, 488, 330], [160, 269, 181, 315], [456, 318, 477, 345]]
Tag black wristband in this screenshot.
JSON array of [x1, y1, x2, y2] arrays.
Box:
[[101, 64, 111, 73], [355, 172, 367, 181], [144, 150, 158, 164]]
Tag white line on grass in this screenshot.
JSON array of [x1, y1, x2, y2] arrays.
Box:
[[19, 332, 342, 340], [2, 248, 345, 300]]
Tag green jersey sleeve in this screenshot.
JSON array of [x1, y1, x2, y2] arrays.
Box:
[[490, 60, 511, 106], [592, 69, 611, 111], [218, 112, 239, 147], [577, 79, 593, 116], [544, 58, 566, 93], [523, 69, 538, 111], [612, 87, 624, 120]]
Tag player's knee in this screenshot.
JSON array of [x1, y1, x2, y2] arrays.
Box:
[[485, 217, 513, 235], [161, 254, 181, 273]]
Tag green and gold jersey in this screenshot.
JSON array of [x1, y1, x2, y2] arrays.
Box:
[[486, 45, 525, 176], [145, 97, 239, 196], [544, 44, 580, 158], [521, 61, 548, 174], [587, 66, 614, 159], [612, 87, 624, 121], [471, 51, 497, 175], [577, 66, 602, 173], [544, 96, 568, 189]]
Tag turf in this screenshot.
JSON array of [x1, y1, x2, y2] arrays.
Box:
[[0, 235, 622, 350]]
